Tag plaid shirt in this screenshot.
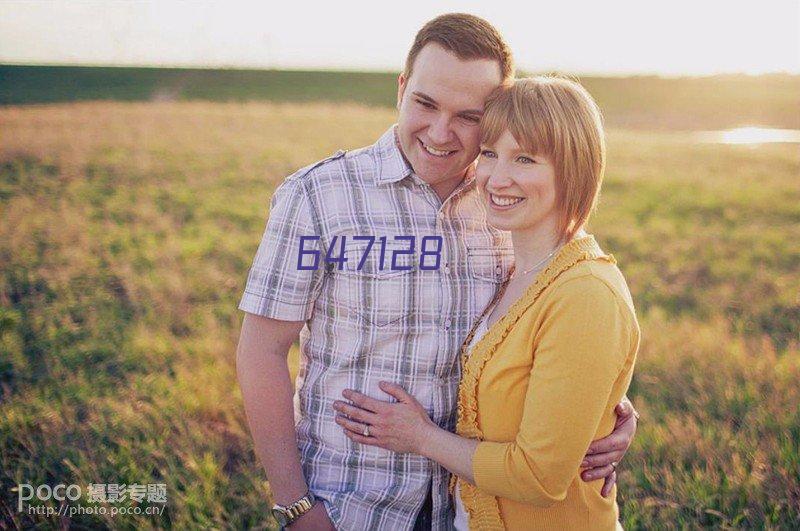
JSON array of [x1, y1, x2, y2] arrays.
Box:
[[239, 126, 513, 530]]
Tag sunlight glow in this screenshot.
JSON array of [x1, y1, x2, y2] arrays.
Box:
[[695, 127, 800, 145], [0, 0, 797, 74]]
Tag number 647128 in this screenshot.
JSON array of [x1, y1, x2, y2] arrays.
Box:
[[296, 235, 443, 271]]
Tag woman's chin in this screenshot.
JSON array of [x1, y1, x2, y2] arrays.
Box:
[[485, 215, 518, 232]]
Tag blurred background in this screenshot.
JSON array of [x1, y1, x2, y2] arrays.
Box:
[[1, 1, 798, 528]]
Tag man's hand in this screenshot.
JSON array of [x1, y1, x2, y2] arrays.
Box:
[[290, 502, 336, 531], [579, 397, 638, 497]]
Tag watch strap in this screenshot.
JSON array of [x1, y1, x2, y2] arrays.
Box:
[[273, 491, 317, 526]]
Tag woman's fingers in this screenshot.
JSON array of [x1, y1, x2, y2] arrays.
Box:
[[342, 389, 388, 413], [333, 400, 378, 425], [342, 426, 379, 447], [378, 381, 413, 403], [334, 414, 376, 439]]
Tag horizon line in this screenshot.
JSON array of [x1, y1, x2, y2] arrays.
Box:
[[2, 61, 799, 79]]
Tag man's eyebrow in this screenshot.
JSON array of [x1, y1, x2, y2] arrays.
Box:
[[459, 109, 484, 118], [411, 91, 484, 116], [411, 91, 437, 106]]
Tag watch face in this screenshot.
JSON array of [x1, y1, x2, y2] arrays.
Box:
[[271, 508, 289, 526]]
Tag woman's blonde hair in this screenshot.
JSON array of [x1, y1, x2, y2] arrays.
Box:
[[480, 76, 606, 241]]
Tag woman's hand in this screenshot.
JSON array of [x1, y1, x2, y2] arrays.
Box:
[[334, 381, 437, 454]]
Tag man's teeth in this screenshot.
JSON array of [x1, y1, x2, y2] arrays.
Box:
[[491, 194, 525, 207], [423, 144, 453, 157]]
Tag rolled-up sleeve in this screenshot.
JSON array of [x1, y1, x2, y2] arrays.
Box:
[[238, 177, 325, 321], [472, 275, 635, 506]]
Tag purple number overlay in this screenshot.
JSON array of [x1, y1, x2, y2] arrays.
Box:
[[297, 235, 443, 271]]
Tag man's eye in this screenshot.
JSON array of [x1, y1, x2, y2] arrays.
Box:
[[461, 115, 480, 124], [480, 149, 496, 158], [416, 99, 435, 109]]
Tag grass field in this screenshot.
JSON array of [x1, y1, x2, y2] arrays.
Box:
[[2, 65, 800, 130], [1, 72, 799, 529]]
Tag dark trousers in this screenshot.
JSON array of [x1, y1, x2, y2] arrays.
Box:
[[412, 488, 433, 531]]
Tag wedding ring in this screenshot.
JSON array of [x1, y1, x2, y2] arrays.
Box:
[[363, 425, 370, 437], [611, 461, 618, 471]]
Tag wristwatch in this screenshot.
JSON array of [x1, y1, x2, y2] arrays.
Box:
[[271, 491, 317, 528]]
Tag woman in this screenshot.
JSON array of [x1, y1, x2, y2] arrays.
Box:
[[333, 76, 640, 529]]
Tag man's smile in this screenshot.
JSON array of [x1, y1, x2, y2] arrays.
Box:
[[418, 138, 456, 158]]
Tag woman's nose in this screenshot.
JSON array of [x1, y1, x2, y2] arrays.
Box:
[[487, 167, 514, 189]]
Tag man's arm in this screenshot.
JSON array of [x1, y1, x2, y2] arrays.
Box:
[[236, 313, 334, 530]]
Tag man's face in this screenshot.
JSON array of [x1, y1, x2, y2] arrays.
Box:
[[396, 44, 503, 190]]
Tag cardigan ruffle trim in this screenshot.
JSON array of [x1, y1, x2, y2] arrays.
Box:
[[452, 235, 615, 530]]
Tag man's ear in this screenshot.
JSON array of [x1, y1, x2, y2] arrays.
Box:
[[396, 73, 407, 111]]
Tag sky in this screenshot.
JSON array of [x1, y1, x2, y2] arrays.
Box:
[[1, 0, 798, 76]]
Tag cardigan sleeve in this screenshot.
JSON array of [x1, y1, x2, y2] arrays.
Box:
[[471, 274, 635, 506]]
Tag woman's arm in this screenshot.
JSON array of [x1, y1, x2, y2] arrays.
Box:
[[471, 276, 636, 506], [334, 382, 480, 481], [334, 276, 637, 503]]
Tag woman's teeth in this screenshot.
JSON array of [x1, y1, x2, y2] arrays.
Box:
[[490, 194, 525, 207]]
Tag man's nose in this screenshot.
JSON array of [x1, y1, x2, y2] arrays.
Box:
[[427, 115, 453, 146]]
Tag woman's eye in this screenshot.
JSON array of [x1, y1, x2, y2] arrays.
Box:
[[480, 149, 496, 158], [517, 156, 534, 164]]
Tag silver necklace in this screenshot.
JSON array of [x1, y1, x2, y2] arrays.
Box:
[[511, 245, 562, 280]]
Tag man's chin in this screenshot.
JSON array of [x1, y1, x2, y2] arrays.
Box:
[[414, 159, 467, 182]]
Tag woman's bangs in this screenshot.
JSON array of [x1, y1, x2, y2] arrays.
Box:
[[480, 90, 514, 148], [508, 89, 554, 159]]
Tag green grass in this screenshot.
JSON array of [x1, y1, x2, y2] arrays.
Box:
[[2, 65, 799, 130], [0, 98, 798, 528]]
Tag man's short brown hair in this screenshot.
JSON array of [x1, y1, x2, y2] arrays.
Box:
[[404, 13, 514, 82]]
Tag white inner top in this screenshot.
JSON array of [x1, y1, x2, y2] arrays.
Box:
[[453, 301, 496, 530]]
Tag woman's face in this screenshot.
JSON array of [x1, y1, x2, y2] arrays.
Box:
[[476, 129, 559, 235]]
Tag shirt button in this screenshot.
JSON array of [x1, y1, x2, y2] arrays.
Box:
[[444, 317, 452, 329], [444, 262, 450, 274]]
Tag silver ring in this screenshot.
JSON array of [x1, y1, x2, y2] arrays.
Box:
[[611, 461, 618, 471], [363, 425, 370, 437]]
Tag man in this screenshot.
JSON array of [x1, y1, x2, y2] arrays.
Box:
[[236, 13, 637, 530]]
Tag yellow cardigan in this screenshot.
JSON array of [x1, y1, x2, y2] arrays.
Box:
[[455, 235, 640, 530]]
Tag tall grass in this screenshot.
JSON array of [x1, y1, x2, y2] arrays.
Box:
[[1, 100, 798, 528]]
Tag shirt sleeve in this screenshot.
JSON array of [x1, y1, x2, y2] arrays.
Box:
[[471, 275, 636, 506], [238, 177, 325, 321]]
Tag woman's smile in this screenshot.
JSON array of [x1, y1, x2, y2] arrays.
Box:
[[488, 193, 526, 209]]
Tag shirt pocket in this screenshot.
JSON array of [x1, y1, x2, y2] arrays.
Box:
[[467, 246, 513, 283], [335, 239, 417, 327]]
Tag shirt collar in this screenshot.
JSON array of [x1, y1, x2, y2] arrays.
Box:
[[374, 125, 479, 197], [374, 125, 414, 185]]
